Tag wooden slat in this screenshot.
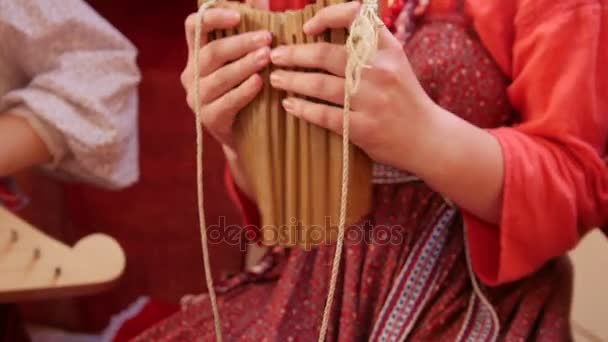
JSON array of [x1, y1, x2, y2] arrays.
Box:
[[207, 0, 372, 249]]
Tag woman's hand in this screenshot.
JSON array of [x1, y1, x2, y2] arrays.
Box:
[[182, 7, 272, 199], [181, 8, 273, 150], [270, 2, 506, 223], [269, 2, 440, 173]]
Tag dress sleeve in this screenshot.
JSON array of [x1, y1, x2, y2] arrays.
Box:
[[0, 0, 141, 189], [224, 165, 261, 241], [464, 1, 608, 285]]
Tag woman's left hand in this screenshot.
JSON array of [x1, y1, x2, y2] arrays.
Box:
[[269, 1, 440, 172]]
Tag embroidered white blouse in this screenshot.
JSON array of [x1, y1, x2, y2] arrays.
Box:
[[0, 0, 141, 189]]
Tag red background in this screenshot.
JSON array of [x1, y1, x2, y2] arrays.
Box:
[[16, 0, 244, 332]]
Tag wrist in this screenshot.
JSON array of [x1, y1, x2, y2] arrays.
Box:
[[222, 144, 255, 201], [222, 144, 238, 163], [393, 101, 447, 176], [404, 104, 504, 221]]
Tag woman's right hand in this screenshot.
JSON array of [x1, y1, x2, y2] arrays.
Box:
[[181, 8, 272, 150]]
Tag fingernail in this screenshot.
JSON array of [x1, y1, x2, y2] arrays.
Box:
[[270, 47, 286, 63], [270, 72, 282, 87], [256, 47, 270, 66], [227, 11, 240, 21], [282, 98, 297, 115], [249, 74, 262, 88], [255, 31, 272, 45]]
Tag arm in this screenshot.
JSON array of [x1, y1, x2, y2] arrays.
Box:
[[268, 0, 607, 286], [0, 0, 141, 189], [429, 0, 608, 285], [408, 106, 505, 224], [268, 1, 506, 224], [0, 115, 52, 177], [223, 145, 256, 201]]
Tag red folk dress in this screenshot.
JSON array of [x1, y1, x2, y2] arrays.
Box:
[[135, 0, 608, 340]]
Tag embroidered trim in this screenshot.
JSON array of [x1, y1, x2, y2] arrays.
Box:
[[455, 294, 497, 342], [455, 223, 500, 342], [370, 206, 456, 341]]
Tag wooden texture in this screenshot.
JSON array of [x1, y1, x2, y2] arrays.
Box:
[[0, 207, 125, 302], [207, 0, 373, 249]]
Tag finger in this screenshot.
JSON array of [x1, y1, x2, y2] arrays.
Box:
[[282, 97, 368, 139], [270, 70, 345, 106], [199, 47, 271, 103], [204, 74, 264, 136], [270, 43, 347, 76], [199, 30, 272, 76], [303, 2, 361, 35], [185, 9, 241, 52], [245, 0, 270, 8]]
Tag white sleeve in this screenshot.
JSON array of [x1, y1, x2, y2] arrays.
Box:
[[0, 0, 141, 189]]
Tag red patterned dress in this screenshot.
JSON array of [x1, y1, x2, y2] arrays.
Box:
[[133, 0, 607, 340]]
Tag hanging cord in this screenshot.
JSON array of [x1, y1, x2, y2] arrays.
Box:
[[193, 0, 382, 341], [193, 1, 224, 341], [317, 2, 383, 341]]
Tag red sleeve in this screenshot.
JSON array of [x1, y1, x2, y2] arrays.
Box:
[[224, 164, 261, 241], [464, 0, 608, 285]]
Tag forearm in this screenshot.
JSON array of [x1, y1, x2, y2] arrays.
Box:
[[0, 113, 52, 177], [407, 105, 504, 224]]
